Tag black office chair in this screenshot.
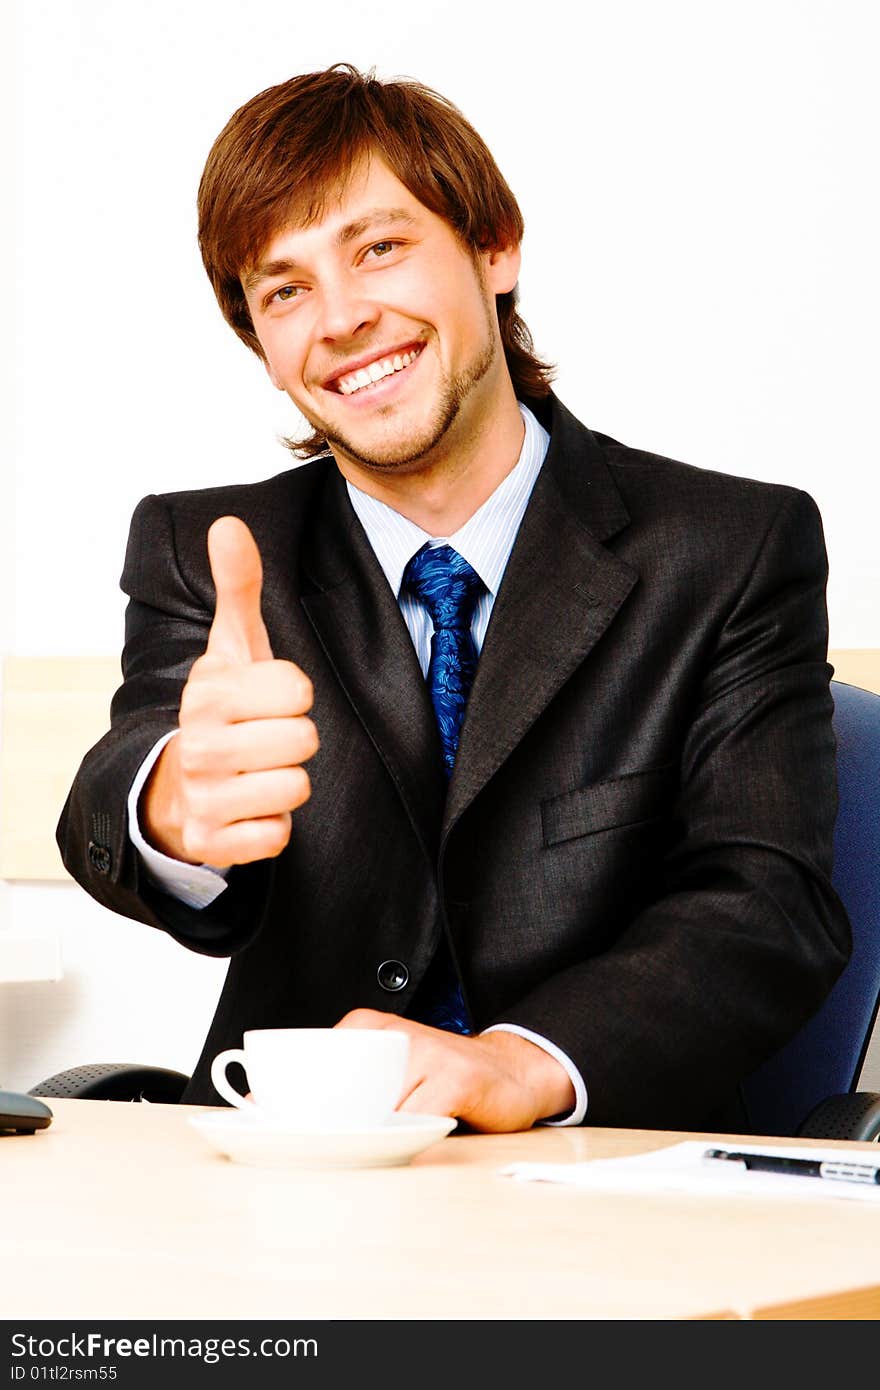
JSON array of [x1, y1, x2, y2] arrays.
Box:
[[30, 1061, 190, 1103], [30, 682, 880, 1136]]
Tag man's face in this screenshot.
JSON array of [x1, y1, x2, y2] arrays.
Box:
[[242, 156, 520, 476]]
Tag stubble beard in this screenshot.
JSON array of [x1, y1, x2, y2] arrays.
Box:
[[303, 324, 499, 475]]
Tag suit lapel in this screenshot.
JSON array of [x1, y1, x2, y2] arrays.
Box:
[[298, 468, 446, 858], [443, 398, 638, 833]]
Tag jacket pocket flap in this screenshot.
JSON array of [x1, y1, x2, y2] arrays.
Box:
[[541, 767, 675, 847]]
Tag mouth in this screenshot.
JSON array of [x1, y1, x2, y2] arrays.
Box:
[[324, 343, 425, 397]]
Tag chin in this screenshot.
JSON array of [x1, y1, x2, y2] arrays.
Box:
[[336, 385, 483, 472], [334, 433, 448, 473], [318, 402, 458, 473]]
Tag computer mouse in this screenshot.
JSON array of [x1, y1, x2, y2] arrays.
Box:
[[0, 1090, 53, 1134]]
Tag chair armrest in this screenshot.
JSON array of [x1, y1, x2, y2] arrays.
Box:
[[796, 1091, 880, 1141], [28, 1063, 190, 1104]]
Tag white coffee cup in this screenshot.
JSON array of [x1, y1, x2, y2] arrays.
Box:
[[210, 1028, 410, 1130]]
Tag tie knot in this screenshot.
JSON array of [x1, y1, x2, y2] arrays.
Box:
[[402, 544, 485, 630]]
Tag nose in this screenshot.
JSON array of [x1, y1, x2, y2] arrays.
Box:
[[315, 270, 379, 343]]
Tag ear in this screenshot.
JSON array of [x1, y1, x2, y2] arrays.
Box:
[[483, 243, 522, 296]]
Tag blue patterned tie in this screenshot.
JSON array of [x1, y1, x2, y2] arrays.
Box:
[[402, 543, 485, 1033]]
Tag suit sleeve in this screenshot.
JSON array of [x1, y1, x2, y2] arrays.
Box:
[[56, 493, 273, 956], [494, 487, 852, 1130]]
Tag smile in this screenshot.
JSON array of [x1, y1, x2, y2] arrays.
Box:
[[333, 345, 424, 396]]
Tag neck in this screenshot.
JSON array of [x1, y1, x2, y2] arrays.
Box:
[[334, 380, 526, 535]]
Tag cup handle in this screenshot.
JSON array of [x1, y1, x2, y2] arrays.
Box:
[[210, 1048, 250, 1109]]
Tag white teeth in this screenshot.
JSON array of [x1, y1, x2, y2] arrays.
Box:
[[336, 347, 421, 395]]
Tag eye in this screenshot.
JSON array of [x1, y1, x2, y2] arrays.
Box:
[[269, 284, 306, 305], [365, 240, 399, 260]]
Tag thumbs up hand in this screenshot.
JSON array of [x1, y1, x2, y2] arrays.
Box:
[[140, 517, 318, 867]]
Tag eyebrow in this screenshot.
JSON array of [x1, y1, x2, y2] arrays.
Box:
[[242, 208, 418, 292]]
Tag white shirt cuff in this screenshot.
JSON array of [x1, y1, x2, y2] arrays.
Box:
[[127, 730, 230, 910], [480, 1022, 588, 1126]]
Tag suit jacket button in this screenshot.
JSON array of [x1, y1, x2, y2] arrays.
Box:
[[88, 841, 112, 875], [377, 960, 409, 992]]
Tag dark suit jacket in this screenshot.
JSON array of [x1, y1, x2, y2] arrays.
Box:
[[57, 394, 851, 1129]]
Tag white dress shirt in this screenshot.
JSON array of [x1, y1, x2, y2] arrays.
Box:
[[128, 402, 587, 1124]]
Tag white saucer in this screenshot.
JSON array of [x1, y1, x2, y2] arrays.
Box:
[[187, 1108, 457, 1170]]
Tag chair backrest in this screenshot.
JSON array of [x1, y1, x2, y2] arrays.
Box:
[[742, 680, 880, 1135]]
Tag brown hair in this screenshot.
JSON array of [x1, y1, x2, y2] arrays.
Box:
[[197, 64, 554, 456]]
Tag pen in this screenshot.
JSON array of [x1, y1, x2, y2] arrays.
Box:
[[703, 1148, 880, 1185]]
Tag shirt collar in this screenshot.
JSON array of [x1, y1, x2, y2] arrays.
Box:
[[345, 402, 550, 599]]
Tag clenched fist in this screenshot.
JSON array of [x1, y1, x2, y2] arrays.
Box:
[[141, 516, 318, 867]]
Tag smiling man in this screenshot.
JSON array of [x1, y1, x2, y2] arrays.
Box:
[[58, 64, 850, 1133]]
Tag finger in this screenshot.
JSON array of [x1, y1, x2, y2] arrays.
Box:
[[178, 716, 319, 777], [181, 811, 292, 868], [396, 1077, 458, 1119], [334, 1009, 401, 1031], [183, 659, 313, 724], [206, 516, 273, 664], [186, 766, 311, 824]]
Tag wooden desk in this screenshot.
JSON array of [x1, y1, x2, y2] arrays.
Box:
[[2, 1100, 879, 1320]]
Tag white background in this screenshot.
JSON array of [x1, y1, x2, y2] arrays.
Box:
[[2, 0, 878, 1091]]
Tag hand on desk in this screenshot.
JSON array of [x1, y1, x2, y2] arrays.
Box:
[[335, 1009, 577, 1132], [141, 516, 319, 867]]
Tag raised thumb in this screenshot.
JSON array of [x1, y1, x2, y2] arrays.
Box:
[[206, 516, 273, 663]]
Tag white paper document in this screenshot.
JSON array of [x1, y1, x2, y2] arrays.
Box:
[[502, 1141, 880, 1202]]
